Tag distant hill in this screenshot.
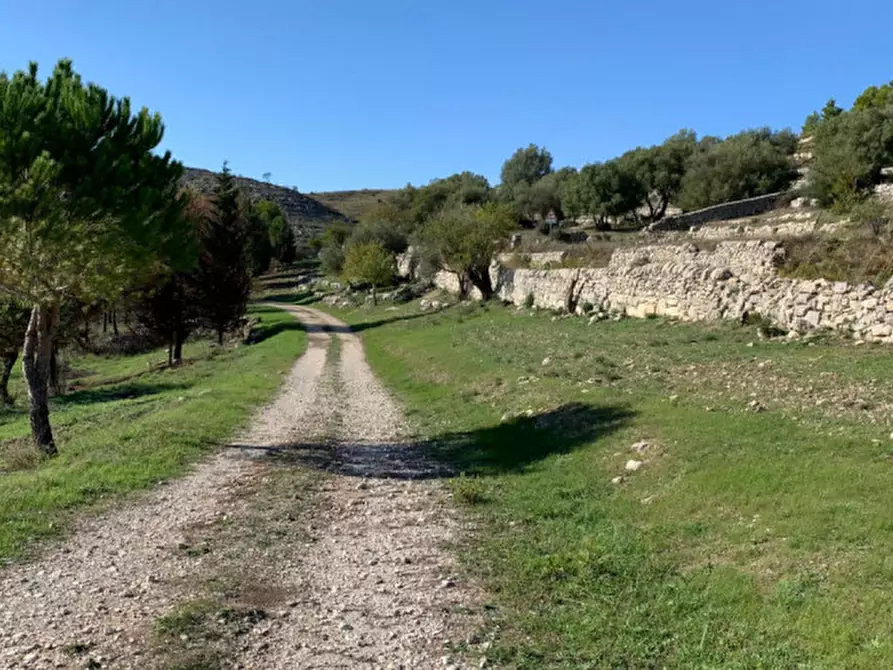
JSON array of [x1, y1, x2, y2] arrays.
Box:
[[309, 189, 398, 222], [181, 168, 350, 243]]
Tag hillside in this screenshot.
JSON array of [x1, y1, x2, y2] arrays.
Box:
[[182, 168, 350, 242], [309, 188, 397, 222]]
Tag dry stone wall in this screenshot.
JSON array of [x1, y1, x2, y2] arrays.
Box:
[[425, 241, 893, 343], [647, 192, 787, 232]]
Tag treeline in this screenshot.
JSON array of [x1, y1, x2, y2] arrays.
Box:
[[0, 60, 295, 456]]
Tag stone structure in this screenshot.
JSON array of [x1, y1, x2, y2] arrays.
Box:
[[497, 251, 568, 268], [676, 210, 846, 241], [647, 192, 788, 232], [422, 241, 893, 343]]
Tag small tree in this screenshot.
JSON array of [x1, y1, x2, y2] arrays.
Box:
[[420, 202, 516, 299], [195, 165, 252, 345], [342, 241, 395, 305], [244, 201, 274, 276], [0, 60, 190, 455], [617, 130, 697, 222]]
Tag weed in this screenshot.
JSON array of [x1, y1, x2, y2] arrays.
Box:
[[450, 474, 489, 505]]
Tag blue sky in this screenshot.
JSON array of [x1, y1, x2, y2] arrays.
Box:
[[2, 1, 891, 191]]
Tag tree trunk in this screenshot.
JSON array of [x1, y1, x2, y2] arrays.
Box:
[[564, 269, 582, 314], [217, 328, 224, 346], [22, 304, 59, 456], [371, 285, 377, 306], [49, 348, 61, 396], [173, 329, 185, 365], [112, 310, 119, 337], [467, 266, 493, 301], [456, 272, 470, 300], [0, 351, 17, 406], [103, 311, 108, 334]]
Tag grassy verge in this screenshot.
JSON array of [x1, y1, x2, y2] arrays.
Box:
[[326, 299, 893, 668], [0, 304, 306, 562]]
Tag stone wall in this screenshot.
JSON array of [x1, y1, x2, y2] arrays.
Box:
[[673, 210, 846, 241], [496, 251, 568, 268], [428, 240, 893, 343], [647, 192, 787, 232]]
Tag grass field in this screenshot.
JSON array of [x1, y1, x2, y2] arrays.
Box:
[[325, 299, 893, 668], [309, 188, 396, 221], [0, 305, 306, 562]]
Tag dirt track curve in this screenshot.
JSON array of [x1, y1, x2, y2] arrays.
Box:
[[0, 305, 487, 669]]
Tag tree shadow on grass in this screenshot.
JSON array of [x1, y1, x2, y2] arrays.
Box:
[[54, 381, 188, 408], [322, 311, 437, 334], [430, 402, 635, 476], [229, 402, 634, 480], [245, 319, 306, 345]]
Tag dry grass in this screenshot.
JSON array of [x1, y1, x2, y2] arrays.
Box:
[[309, 189, 397, 221], [781, 226, 893, 286], [0, 437, 44, 472]]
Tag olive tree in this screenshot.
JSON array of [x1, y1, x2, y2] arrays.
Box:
[[0, 60, 191, 455], [420, 202, 516, 299], [677, 128, 798, 211]]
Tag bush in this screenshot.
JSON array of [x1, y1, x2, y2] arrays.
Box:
[[320, 244, 345, 276]]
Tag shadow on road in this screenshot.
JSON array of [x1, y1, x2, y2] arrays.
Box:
[[229, 402, 635, 480]]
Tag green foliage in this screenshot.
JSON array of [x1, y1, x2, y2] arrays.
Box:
[[853, 81, 893, 112], [342, 241, 396, 291], [0, 59, 191, 306], [421, 202, 517, 299], [677, 128, 798, 211], [195, 164, 252, 344], [567, 161, 645, 227], [319, 244, 346, 277], [500, 144, 553, 195], [254, 200, 296, 265], [0, 58, 191, 453], [0, 304, 29, 357], [244, 203, 274, 276], [809, 104, 893, 209], [513, 168, 576, 221], [617, 130, 698, 221]]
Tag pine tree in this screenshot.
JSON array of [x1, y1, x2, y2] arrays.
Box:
[[196, 164, 252, 344], [0, 60, 191, 455]]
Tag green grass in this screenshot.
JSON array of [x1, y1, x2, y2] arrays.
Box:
[[0, 305, 305, 562], [326, 300, 893, 668]]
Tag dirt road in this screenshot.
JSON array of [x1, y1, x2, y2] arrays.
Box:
[[0, 305, 486, 669]]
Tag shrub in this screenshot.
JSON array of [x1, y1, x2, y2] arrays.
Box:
[[450, 474, 489, 505]]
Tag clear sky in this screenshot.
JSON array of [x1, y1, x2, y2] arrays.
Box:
[[2, 1, 892, 192]]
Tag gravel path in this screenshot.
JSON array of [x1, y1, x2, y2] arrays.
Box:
[[0, 305, 486, 669]]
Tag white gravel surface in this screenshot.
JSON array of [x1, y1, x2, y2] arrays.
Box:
[[0, 305, 486, 669]]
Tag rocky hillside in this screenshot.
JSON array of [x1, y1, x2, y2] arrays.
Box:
[[182, 168, 350, 243]]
